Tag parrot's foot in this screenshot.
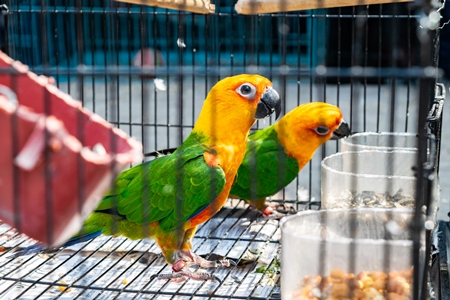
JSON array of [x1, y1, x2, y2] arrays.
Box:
[[259, 204, 295, 219], [150, 251, 236, 283], [260, 205, 286, 220], [175, 250, 236, 269], [247, 199, 292, 219], [261, 205, 274, 217]]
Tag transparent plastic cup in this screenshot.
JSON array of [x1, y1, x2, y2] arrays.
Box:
[[280, 208, 418, 300], [341, 132, 418, 152], [321, 150, 417, 209]]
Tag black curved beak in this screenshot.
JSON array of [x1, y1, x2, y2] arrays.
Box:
[[331, 120, 351, 140], [255, 86, 282, 120]]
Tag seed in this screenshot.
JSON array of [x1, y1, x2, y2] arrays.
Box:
[[57, 280, 71, 293], [330, 269, 346, 281]]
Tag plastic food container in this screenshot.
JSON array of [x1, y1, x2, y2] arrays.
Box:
[[341, 132, 418, 152], [0, 51, 143, 246], [280, 208, 419, 300], [321, 150, 417, 209]]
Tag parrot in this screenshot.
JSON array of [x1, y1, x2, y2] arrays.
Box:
[[143, 102, 350, 217], [228, 102, 350, 216], [14, 74, 281, 282]]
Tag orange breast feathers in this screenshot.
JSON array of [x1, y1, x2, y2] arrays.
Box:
[[187, 142, 247, 227]]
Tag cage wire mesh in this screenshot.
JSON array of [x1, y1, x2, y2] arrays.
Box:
[[0, 0, 447, 299]]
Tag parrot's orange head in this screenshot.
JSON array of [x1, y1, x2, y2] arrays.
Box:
[[275, 102, 350, 167], [194, 74, 281, 142]]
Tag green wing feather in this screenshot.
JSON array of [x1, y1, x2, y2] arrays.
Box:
[[230, 126, 299, 200], [95, 133, 226, 232]]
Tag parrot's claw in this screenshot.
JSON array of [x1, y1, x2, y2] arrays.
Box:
[[254, 206, 285, 220], [274, 203, 297, 214], [177, 250, 236, 269], [148, 250, 235, 283], [224, 259, 237, 267], [181, 271, 221, 283], [264, 210, 286, 220], [257, 203, 296, 220]]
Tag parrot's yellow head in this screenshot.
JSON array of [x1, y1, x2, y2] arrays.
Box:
[[194, 74, 281, 144], [274, 102, 351, 168]]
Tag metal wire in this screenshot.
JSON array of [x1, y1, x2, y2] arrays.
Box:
[[0, 0, 444, 299]]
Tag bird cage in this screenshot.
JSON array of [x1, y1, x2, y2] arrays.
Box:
[[0, 0, 447, 299]]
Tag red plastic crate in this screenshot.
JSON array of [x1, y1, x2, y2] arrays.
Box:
[[0, 52, 143, 247]]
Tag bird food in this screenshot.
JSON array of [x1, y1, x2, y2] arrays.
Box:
[[293, 268, 412, 300], [329, 189, 415, 209]]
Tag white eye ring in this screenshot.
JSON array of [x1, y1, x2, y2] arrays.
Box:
[[314, 126, 330, 136], [236, 83, 257, 99]]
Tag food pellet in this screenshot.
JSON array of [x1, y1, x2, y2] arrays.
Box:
[[294, 269, 413, 300], [57, 280, 71, 293]]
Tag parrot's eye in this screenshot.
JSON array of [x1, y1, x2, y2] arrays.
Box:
[[314, 126, 330, 136], [236, 83, 257, 99], [240, 85, 252, 94]]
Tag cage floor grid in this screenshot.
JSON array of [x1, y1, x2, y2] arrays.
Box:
[[0, 200, 288, 299]]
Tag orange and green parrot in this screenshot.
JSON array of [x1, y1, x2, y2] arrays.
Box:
[[143, 102, 350, 217], [228, 102, 350, 216], [15, 74, 281, 282]]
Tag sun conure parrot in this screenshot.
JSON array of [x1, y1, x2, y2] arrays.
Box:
[[142, 102, 350, 217], [229, 102, 350, 216], [15, 74, 281, 282]]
